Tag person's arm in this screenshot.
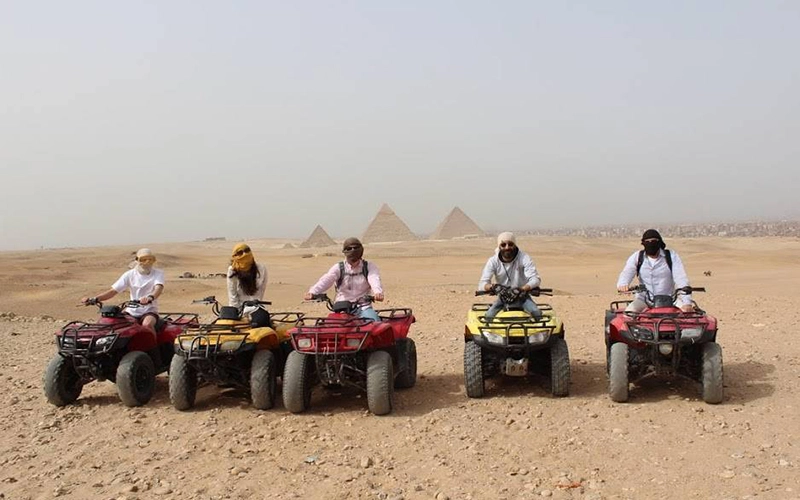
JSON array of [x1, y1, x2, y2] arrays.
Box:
[[227, 266, 241, 307], [367, 262, 384, 301], [478, 257, 496, 291], [305, 264, 340, 299], [670, 252, 693, 306], [81, 288, 118, 304], [616, 252, 638, 292], [141, 270, 165, 305], [254, 263, 268, 300], [521, 254, 541, 291]]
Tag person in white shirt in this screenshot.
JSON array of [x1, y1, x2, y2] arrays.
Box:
[[81, 248, 165, 338], [616, 229, 694, 313], [227, 243, 268, 319], [478, 232, 543, 321]]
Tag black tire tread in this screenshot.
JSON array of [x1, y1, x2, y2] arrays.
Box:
[[366, 350, 394, 415], [549, 337, 571, 397], [608, 342, 629, 403], [168, 354, 197, 411], [43, 355, 83, 406], [116, 351, 155, 407], [464, 341, 485, 398], [251, 350, 277, 410], [283, 351, 312, 413]]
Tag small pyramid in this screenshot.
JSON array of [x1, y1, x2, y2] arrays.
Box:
[[361, 204, 418, 243], [430, 207, 483, 239], [300, 225, 337, 248], [282, 242, 295, 249]]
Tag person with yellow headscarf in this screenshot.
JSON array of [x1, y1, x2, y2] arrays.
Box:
[[227, 243, 268, 314]]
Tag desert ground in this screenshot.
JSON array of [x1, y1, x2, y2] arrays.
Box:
[[1, 236, 799, 500]]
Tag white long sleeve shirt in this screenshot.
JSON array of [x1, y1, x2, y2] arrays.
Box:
[[616, 249, 692, 305], [478, 250, 541, 290], [227, 262, 268, 309]]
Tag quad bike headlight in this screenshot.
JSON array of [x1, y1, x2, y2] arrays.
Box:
[[680, 327, 703, 340], [345, 338, 361, 348], [629, 325, 654, 341], [527, 332, 548, 344], [95, 335, 115, 347], [297, 338, 313, 349], [658, 344, 674, 356], [481, 332, 504, 345], [220, 341, 241, 351]]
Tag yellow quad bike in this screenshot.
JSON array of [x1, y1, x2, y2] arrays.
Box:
[[464, 286, 570, 398], [169, 296, 304, 411]]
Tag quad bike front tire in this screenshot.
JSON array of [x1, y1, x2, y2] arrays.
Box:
[[394, 338, 417, 389], [549, 337, 570, 397], [701, 342, 724, 404], [367, 350, 394, 415], [251, 350, 277, 410], [168, 354, 197, 411], [283, 351, 313, 413], [117, 351, 156, 407], [43, 355, 84, 406], [608, 342, 629, 403], [464, 341, 485, 398]]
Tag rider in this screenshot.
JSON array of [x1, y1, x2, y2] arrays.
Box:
[[478, 232, 543, 321], [81, 248, 165, 339], [227, 243, 269, 324], [616, 229, 694, 313], [304, 237, 384, 321]]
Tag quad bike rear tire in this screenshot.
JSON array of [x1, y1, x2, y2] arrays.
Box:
[[464, 341, 485, 398], [283, 351, 313, 413], [608, 342, 629, 403], [394, 338, 417, 389], [169, 354, 197, 411], [251, 350, 277, 410], [549, 337, 570, 397], [43, 355, 84, 406], [367, 350, 394, 415], [701, 342, 724, 404], [117, 351, 156, 407]]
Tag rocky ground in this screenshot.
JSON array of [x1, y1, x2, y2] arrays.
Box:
[[1, 237, 799, 500]]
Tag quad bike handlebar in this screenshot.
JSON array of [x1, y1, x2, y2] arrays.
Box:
[[191, 296, 272, 317], [622, 285, 705, 310], [476, 285, 552, 302], [82, 298, 142, 309], [307, 293, 374, 313]]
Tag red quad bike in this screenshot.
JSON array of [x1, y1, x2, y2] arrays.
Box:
[[43, 299, 199, 407], [282, 294, 417, 416], [605, 285, 722, 404]]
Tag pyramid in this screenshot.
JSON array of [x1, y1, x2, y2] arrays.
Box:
[[299, 225, 337, 248], [361, 204, 418, 243], [430, 207, 483, 239]]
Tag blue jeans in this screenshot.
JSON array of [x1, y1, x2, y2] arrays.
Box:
[[357, 306, 381, 322], [485, 296, 542, 321]]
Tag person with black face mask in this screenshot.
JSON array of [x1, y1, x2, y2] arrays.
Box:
[[478, 232, 543, 321], [617, 229, 694, 313], [304, 237, 384, 321]]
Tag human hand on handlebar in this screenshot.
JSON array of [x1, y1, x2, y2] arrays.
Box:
[[680, 303, 695, 313], [373, 292, 384, 302], [303, 292, 314, 301]]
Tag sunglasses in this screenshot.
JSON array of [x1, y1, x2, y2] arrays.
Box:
[[499, 242, 515, 249], [642, 238, 660, 243], [137, 256, 156, 263], [233, 248, 251, 257], [343, 245, 362, 252]]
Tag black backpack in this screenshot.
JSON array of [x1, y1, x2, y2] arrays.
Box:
[[335, 260, 369, 290], [636, 250, 672, 277]]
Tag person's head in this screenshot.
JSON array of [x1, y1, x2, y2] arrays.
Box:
[[230, 243, 255, 272], [497, 232, 519, 262], [342, 237, 364, 264], [641, 229, 666, 256], [135, 248, 156, 274]]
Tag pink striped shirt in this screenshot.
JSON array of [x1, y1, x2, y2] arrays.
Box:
[[308, 260, 383, 303]]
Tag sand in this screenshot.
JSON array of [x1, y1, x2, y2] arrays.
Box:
[[1, 236, 799, 499]]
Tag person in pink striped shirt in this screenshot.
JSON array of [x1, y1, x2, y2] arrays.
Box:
[[304, 237, 384, 321]]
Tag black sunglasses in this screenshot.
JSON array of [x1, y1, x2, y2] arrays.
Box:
[[233, 248, 251, 257], [499, 242, 515, 248], [343, 245, 362, 251]]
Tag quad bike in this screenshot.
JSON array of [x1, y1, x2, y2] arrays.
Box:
[[464, 285, 569, 398], [169, 297, 303, 411], [605, 285, 722, 404], [282, 294, 416, 416], [43, 299, 199, 407]]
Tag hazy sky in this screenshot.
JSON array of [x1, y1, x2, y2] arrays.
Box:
[[2, 1, 799, 250]]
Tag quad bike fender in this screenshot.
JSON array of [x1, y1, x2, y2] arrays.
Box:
[[127, 330, 158, 353], [366, 323, 395, 349], [249, 327, 282, 350]]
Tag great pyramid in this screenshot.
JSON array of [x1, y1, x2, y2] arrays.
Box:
[[299, 225, 337, 248], [430, 206, 484, 239], [361, 204, 418, 243]]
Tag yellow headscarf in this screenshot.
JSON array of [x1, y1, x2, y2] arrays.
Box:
[[231, 243, 255, 272]]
